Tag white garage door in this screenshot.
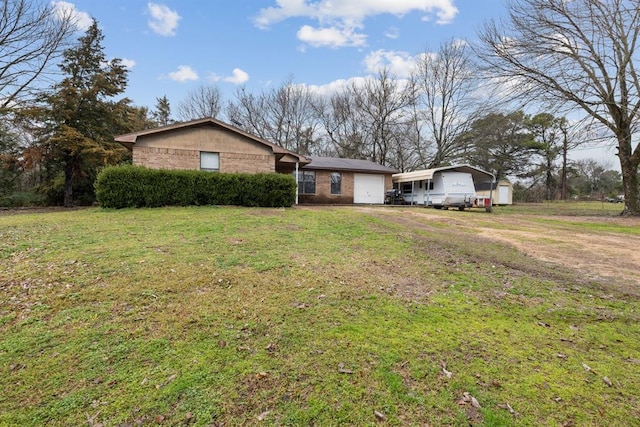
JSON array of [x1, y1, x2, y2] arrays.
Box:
[[354, 174, 385, 204]]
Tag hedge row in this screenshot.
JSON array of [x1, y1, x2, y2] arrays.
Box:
[[95, 165, 297, 208]]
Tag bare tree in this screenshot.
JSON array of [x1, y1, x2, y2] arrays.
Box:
[[477, 0, 640, 215], [412, 39, 480, 168], [313, 89, 369, 159], [177, 84, 223, 121], [350, 68, 415, 167], [226, 77, 321, 155], [314, 69, 414, 168], [0, 0, 76, 111]]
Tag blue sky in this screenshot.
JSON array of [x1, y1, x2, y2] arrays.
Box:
[[54, 0, 504, 109], [52, 0, 617, 167]]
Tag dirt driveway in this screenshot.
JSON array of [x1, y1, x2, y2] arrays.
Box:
[[358, 206, 640, 295]]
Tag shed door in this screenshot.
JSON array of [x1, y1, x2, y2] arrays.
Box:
[[354, 174, 385, 204], [499, 185, 510, 203]]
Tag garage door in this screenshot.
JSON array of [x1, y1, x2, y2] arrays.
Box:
[[354, 174, 385, 204]]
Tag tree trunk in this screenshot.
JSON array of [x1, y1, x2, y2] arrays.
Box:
[[63, 159, 73, 208], [561, 131, 568, 200], [617, 129, 640, 216], [620, 160, 639, 216]]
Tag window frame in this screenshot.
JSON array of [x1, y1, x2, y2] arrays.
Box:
[[296, 170, 316, 194], [330, 172, 341, 195], [200, 151, 220, 172]]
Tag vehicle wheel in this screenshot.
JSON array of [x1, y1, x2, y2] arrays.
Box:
[[458, 206, 465, 211]]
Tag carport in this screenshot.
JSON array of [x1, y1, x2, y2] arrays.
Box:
[[392, 164, 495, 210]]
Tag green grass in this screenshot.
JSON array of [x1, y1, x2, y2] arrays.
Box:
[[0, 205, 639, 426]]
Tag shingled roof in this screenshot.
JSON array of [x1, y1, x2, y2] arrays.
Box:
[[303, 157, 398, 174]]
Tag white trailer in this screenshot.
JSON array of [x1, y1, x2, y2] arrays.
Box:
[[392, 165, 495, 211]]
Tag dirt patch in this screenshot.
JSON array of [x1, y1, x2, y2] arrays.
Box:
[[357, 206, 640, 296]]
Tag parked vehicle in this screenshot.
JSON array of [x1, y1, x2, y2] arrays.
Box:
[[606, 195, 624, 203], [392, 165, 495, 212]]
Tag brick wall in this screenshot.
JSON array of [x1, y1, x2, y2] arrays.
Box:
[[298, 170, 354, 204], [133, 147, 275, 173], [133, 147, 199, 170], [220, 152, 275, 173]]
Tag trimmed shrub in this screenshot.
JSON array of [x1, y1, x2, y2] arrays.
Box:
[[95, 165, 297, 209]]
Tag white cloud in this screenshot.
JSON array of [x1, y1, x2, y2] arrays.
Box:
[[168, 65, 198, 82], [254, 0, 458, 47], [147, 2, 181, 36], [120, 58, 136, 69], [223, 68, 250, 84], [297, 25, 366, 48], [210, 68, 250, 84], [363, 49, 415, 78], [300, 77, 363, 97], [51, 1, 92, 31], [301, 75, 407, 97], [384, 26, 400, 39]]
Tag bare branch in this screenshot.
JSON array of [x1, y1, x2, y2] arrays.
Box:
[[475, 0, 640, 214], [0, 0, 76, 111]]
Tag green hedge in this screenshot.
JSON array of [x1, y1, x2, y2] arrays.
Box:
[[95, 165, 297, 208]]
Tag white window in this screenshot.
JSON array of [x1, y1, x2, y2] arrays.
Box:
[[294, 171, 316, 194], [331, 172, 341, 194], [200, 152, 219, 171]]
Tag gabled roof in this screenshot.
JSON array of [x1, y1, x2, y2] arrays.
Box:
[[303, 156, 398, 174], [114, 117, 310, 164], [392, 164, 495, 184]]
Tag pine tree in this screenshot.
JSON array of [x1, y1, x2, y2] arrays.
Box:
[[152, 95, 173, 127], [34, 19, 135, 206]]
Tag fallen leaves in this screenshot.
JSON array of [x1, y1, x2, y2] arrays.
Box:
[[441, 361, 453, 378], [155, 373, 178, 389], [338, 363, 354, 374], [581, 362, 615, 387], [498, 402, 519, 417], [457, 392, 481, 408], [256, 409, 270, 421], [457, 392, 482, 424]]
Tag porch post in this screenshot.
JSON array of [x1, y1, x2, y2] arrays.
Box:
[[411, 181, 415, 205], [295, 162, 299, 205], [487, 176, 495, 212]]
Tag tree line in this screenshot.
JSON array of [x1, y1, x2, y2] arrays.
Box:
[[0, 0, 636, 213]]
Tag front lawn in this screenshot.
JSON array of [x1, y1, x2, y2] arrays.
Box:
[[1, 205, 638, 426]]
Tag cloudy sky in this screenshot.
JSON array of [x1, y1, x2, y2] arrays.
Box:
[[52, 0, 505, 108], [49, 0, 616, 165]]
